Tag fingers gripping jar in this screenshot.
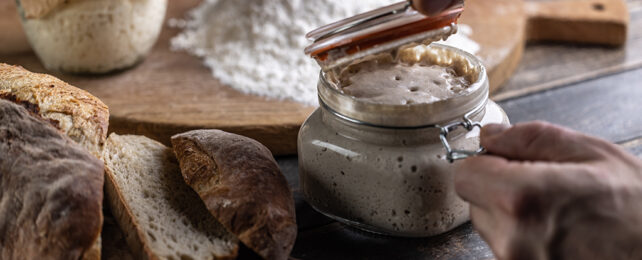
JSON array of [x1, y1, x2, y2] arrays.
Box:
[[298, 2, 509, 237]]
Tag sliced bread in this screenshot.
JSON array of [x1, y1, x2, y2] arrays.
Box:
[[102, 133, 239, 260], [171, 130, 297, 260], [0, 99, 104, 259]]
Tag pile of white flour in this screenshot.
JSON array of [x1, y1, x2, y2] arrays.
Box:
[[170, 0, 479, 106]]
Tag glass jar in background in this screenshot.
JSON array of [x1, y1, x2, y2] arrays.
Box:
[[16, 0, 167, 74], [298, 42, 509, 237]]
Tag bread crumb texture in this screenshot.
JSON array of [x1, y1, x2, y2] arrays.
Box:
[[102, 133, 239, 260]]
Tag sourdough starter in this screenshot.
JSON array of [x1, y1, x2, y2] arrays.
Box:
[[299, 45, 510, 237], [299, 101, 508, 236], [339, 63, 470, 105]]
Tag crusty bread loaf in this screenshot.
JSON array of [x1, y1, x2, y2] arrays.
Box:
[[102, 133, 239, 260], [0, 99, 104, 259], [171, 130, 297, 260], [0, 63, 107, 259], [0, 63, 109, 157]]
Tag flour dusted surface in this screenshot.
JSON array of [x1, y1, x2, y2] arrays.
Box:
[[171, 0, 480, 105]]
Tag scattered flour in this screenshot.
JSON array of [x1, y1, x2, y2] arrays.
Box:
[[170, 0, 480, 106]]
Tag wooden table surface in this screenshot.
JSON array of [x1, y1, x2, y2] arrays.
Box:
[[95, 1, 642, 259], [280, 0, 642, 259]]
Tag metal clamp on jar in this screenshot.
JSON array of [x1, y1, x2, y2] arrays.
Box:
[[298, 1, 510, 237]]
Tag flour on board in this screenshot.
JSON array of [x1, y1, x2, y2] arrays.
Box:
[[170, 0, 480, 105]]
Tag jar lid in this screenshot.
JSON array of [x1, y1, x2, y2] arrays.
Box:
[[304, 1, 464, 70]]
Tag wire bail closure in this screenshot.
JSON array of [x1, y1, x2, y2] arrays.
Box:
[[437, 111, 486, 163]]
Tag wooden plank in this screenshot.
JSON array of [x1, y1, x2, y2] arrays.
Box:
[[291, 222, 492, 260], [498, 67, 642, 143], [492, 0, 642, 101]]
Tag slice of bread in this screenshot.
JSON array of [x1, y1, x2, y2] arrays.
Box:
[[171, 130, 297, 260], [102, 133, 239, 260], [0, 100, 104, 259]]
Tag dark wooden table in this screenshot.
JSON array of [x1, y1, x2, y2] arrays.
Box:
[[282, 1, 642, 259]]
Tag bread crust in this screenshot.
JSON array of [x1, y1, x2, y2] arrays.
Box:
[[103, 134, 240, 260], [104, 166, 158, 260], [0, 63, 109, 157], [171, 130, 297, 260], [0, 100, 104, 260]]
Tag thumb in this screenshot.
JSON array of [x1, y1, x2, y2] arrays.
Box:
[[411, 0, 463, 16], [480, 121, 604, 162]]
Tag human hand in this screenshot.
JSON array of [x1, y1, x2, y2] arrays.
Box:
[[410, 0, 464, 16], [455, 121, 642, 260]]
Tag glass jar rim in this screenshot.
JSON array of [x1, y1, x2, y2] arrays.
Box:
[[317, 43, 489, 128]]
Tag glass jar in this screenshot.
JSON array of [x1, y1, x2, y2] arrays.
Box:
[[298, 43, 510, 237], [17, 0, 167, 74]]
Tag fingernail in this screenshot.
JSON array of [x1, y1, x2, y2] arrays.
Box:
[[482, 124, 510, 138]]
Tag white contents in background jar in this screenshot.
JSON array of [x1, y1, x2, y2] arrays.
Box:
[[299, 2, 510, 237], [17, 0, 167, 74]]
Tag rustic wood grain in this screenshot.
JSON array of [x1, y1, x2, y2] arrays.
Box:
[[493, 0, 642, 101], [499, 67, 642, 143], [459, 0, 525, 93], [526, 0, 629, 46]]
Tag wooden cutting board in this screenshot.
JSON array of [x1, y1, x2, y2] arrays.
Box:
[[0, 0, 628, 155]]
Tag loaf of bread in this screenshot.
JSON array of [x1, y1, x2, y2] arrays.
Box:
[[0, 63, 109, 157], [0, 99, 104, 259], [171, 130, 297, 260], [102, 133, 239, 260]]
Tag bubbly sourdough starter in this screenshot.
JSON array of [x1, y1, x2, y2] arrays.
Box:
[[298, 45, 510, 236], [339, 63, 470, 105], [299, 102, 509, 236]]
